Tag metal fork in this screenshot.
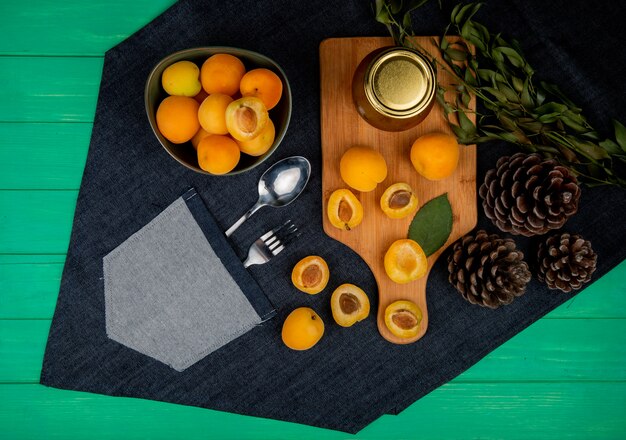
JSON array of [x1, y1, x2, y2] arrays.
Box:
[[243, 220, 299, 268]]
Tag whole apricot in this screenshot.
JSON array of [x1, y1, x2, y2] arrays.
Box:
[[380, 183, 419, 219], [330, 284, 370, 327], [198, 93, 233, 135], [281, 307, 325, 351], [197, 134, 240, 175], [340, 146, 388, 192], [236, 118, 275, 156], [191, 127, 210, 150], [240, 68, 283, 110], [327, 188, 363, 231], [156, 96, 200, 144], [291, 255, 330, 295], [384, 239, 427, 284], [384, 300, 422, 339], [410, 132, 459, 180], [161, 61, 202, 97], [225, 97, 269, 142], [201, 53, 246, 96]]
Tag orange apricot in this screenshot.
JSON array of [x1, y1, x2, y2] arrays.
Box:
[[384, 300, 422, 339], [384, 239, 427, 284], [327, 188, 363, 231], [198, 93, 233, 135], [200, 53, 246, 96], [225, 97, 269, 142], [330, 284, 370, 327], [190, 127, 210, 150], [380, 183, 419, 219], [281, 307, 325, 351], [291, 255, 330, 295], [156, 96, 200, 144], [236, 118, 275, 156], [240, 68, 283, 110], [197, 134, 240, 175], [410, 132, 459, 181], [340, 146, 388, 192]]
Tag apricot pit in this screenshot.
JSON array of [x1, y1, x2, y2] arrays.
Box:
[[330, 284, 370, 327], [380, 183, 419, 219], [327, 188, 363, 231], [291, 256, 330, 295]]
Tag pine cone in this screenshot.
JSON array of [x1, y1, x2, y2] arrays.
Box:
[[479, 153, 581, 236], [447, 230, 531, 309], [537, 232, 597, 292]]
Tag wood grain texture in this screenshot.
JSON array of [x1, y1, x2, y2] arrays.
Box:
[[320, 37, 476, 344]]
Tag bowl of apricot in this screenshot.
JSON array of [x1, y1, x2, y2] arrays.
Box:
[[145, 47, 291, 175]]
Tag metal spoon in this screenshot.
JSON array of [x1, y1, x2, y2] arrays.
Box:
[[225, 156, 311, 237]]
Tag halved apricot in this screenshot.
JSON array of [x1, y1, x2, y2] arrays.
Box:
[[291, 255, 329, 295], [281, 307, 325, 351], [380, 183, 419, 219], [327, 188, 363, 231], [330, 283, 370, 327], [384, 239, 427, 283], [236, 118, 275, 156], [240, 68, 283, 110], [225, 97, 269, 142], [384, 300, 422, 338]]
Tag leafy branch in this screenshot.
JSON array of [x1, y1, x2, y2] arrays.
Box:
[[372, 0, 626, 187]]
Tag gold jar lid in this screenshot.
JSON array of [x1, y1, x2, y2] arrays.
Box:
[[364, 48, 436, 119]]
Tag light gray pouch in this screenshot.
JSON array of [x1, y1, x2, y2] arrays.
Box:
[[103, 188, 275, 372]]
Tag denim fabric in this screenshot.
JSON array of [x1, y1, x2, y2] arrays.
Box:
[[103, 188, 274, 372], [40, 0, 626, 433]]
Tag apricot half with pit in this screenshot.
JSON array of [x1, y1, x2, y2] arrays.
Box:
[[281, 307, 325, 351], [330, 283, 370, 327], [327, 188, 363, 231], [384, 300, 422, 339], [225, 96, 269, 142], [291, 256, 329, 295], [380, 183, 419, 219], [384, 239, 427, 284]]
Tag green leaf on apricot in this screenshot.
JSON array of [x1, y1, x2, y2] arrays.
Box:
[[407, 193, 453, 257]]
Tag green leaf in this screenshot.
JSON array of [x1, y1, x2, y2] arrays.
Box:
[[613, 120, 626, 152], [599, 139, 623, 155], [446, 48, 467, 61], [407, 193, 453, 257]]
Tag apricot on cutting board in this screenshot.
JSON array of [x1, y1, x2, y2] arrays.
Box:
[[384, 300, 422, 339], [384, 239, 427, 283], [410, 132, 459, 181], [339, 146, 387, 192], [291, 255, 330, 295], [330, 283, 370, 327], [327, 188, 363, 231], [225, 97, 269, 142], [380, 182, 419, 219], [281, 307, 325, 351]]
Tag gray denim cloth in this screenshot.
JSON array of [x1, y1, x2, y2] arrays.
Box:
[[104, 189, 275, 371]]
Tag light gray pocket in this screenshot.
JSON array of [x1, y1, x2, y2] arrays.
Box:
[[103, 189, 275, 372]]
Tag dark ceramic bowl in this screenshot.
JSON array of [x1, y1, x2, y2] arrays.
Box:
[[145, 47, 292, 175]]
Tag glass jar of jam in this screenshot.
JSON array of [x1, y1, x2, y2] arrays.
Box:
[[352, 46, 436, 132]]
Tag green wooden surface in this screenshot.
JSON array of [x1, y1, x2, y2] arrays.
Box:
[[0, 1, 625, 438]]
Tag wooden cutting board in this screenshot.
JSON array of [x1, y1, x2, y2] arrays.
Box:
[[320, 37, 477, 344]]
